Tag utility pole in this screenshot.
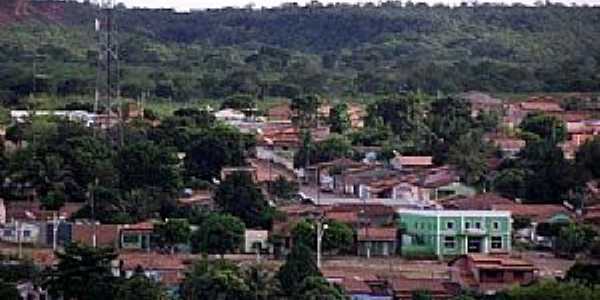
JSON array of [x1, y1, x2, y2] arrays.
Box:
[[16, 220, 22, 259], [91, 178, 98, 248], [52, 212, 58, 251], [316, 219, 327, 269], [314, 165, 327, 269]]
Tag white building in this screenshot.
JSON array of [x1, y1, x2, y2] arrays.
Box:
[[243, 229, 270, 253], [0, 220, 41, 244], [0, 199, 5, 225]]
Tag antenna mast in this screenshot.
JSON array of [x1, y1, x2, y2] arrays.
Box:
[[95, 0, 122, 144]]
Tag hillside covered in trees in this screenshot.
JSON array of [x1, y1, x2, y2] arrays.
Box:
[[0, 0, 599, 106]]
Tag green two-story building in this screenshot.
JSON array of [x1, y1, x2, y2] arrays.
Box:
[[397, 210, 512, 258]]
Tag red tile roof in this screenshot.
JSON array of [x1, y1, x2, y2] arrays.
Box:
[[267, 104, 293, 121], [120, 222, 154, 232], [442, 193, 514, 210], [357, 227, 397, 242], [466, 254, 536, 270], [322, 269, 382, 295], [325, 211, 359, 224], [30, 249, 57, 267], [72, 224, 120, 248], [519, 101, 563, 112], [389, 276, 458, 299], [491, 204, 572, 223], [5, 201, 84, 221], [328, 203, 395, 218], [119, 253, 187, 270], [492, 137, 526, 151], [393, 156, 434, 167]]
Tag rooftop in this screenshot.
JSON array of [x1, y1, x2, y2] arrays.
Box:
[[441, 193, 514, 210], [357, 227, 397, 242], [462, 254, 536, 270], [519, 101, 563, 112], [119, 253, 188, 270], [392, 156, 433, 167], [397, 209, 511, 218], [491, 203, 572, 223]]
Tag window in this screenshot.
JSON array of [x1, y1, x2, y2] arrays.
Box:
[[444, 236, 456, 249], [23, 230, 31, 238], [491, 236, 503, 249], [465, 222, 471, 229], [493, 222, 500, 230], [475, 222, 481, 229], [123, 234, 140, 244], [446, 222, 454, 230]]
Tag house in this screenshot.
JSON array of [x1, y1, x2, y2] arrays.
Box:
[[398, 210, 512, 258], [458, 91, 503, 118], [72, 223, 120, 248], [388, 276, 459, 300], [248, 158, 296, 183], [488, 137, 526, 158], [177, 189, 215, 211], [220, 166, 258, 182], [243, 229, 270, 253], [120, 222, 155, 251], [214, 108, 246, 122], [348, 104, 367, 129], [327, 203, 396, 228], [357, 227, 398, 257], [0, 220, 41, 244], [490, 203, 573, 245], [267, 104, 293, 121], [317, 162, 470, 203], [305, 158, 369, 191], [449, 254, 536, 295], [323, 269, 392, 300], [257, 124, 330, 149], [118, 253, 188, 289], [4, 201, 84, 222], [0, 198, 5, 224], [504, 98, 563, 128]]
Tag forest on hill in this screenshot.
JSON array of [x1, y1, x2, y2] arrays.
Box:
[[0, 0, 599, 107]]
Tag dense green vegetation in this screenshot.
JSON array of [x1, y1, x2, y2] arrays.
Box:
[[1, 1, 600, 110]]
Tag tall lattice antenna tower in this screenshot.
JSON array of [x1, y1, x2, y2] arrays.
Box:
[[95, 0, 122, 144]]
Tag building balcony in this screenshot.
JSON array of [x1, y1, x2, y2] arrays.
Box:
[[460, 228, 487, 236]]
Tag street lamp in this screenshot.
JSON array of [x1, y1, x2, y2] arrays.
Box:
[[316, 220, 328, 269]]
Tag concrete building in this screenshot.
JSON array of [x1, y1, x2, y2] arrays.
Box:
[[397, 210, 512, 258], [0, 220, 42, 244], [243, 229, 270, 253]]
